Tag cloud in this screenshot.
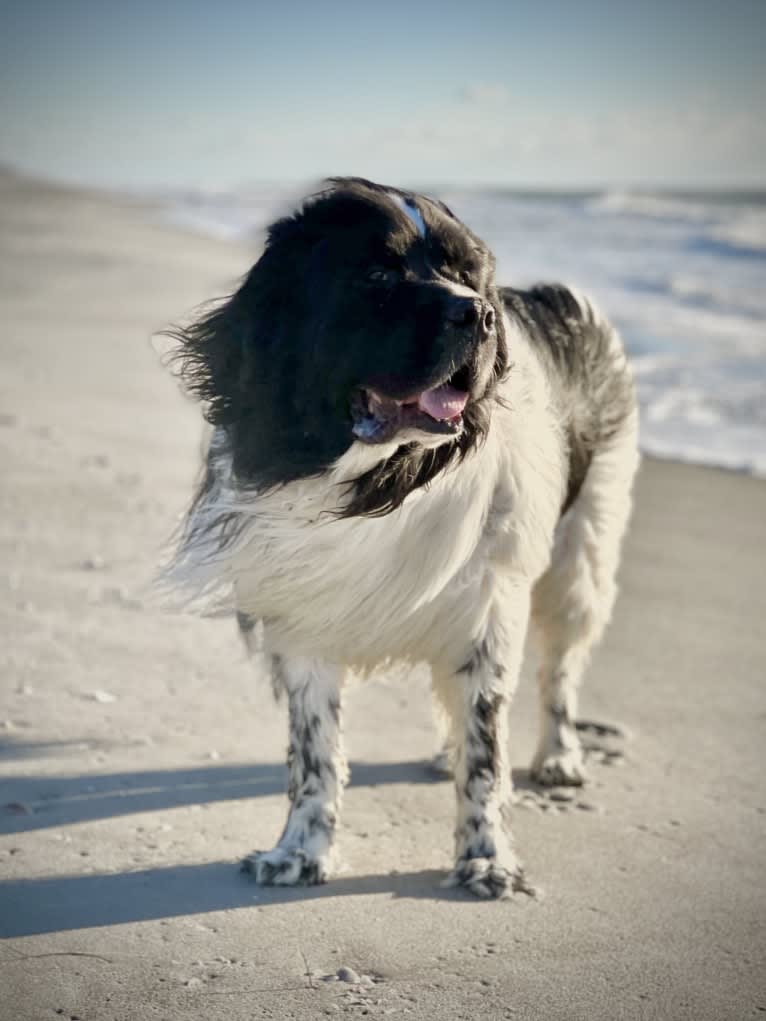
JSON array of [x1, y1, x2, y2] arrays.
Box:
[[347, 99, 766, 186], [460, 82, 513, 108]]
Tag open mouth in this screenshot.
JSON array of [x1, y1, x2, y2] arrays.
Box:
[[351, 365, 472, 444]]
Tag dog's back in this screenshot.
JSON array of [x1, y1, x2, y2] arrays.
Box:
[[502, 284, 636, 514]]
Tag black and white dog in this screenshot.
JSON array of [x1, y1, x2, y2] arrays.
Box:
[[166, 177, 638, 899]]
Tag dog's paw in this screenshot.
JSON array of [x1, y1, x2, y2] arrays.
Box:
[[530, 747, 587, 787], [442, 856, 534, 900], [241, 845, 329, 886]]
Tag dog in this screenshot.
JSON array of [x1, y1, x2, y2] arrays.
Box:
[[164, 177, 638, 899]]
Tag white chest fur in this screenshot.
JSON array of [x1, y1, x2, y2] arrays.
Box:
[[168, 335, 565, 671]]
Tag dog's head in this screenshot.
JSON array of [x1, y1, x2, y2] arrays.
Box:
[[172, 177, 509, 516]]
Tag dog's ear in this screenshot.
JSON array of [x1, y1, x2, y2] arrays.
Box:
[[166, 219, 349, 488]]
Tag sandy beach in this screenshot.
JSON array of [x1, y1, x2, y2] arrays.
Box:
[[1, 169, 764, 1021]]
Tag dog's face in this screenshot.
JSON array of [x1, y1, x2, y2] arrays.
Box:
[[289, 185, 503, 449], [173, 178, 509, 516]]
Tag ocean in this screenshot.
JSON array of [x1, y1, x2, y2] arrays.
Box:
[[160, 185, 766, 477]]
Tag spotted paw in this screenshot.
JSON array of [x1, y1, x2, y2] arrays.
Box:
[[241, 845, 329, 886], [530, 748, 587, 787], [442, 856, 533, 900]]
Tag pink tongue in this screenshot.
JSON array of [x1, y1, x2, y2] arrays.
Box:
[[417, 384, 469, 421]]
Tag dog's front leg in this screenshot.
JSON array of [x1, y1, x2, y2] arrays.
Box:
[[242, 656, 347, 886], [435, 588, 533, 900]]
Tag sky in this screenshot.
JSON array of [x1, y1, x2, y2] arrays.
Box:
[[1, 0, 764, 192]]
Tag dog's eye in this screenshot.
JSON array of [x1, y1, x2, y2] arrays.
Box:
[[439, 262, 479, 289], [365, 267, 398, 285]]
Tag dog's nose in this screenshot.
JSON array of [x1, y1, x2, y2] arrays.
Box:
[[445, 296, 495, 338], [480, 305, 495, 336], [445, 295, 479, 328]]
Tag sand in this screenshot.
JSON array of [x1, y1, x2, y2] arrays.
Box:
[[1, 168, 764, 1021]]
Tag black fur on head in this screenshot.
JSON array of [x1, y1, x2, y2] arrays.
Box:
[[167, 177, 509, 517]]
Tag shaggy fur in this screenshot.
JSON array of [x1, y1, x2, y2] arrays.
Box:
[[164, 177, 639, 899]]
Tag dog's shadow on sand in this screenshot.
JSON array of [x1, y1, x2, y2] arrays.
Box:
[[0, 863, 488, 938], [0, 725, 626, 936], [0, 749, 515, 937], [0, 752, 448, 836]]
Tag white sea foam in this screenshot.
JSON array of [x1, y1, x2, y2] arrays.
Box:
[[587, 189, 712, 222], [159, 185, 766, 479], [710, 213, 766, 255]]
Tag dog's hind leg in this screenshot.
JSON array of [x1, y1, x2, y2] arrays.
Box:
[[242, 654, 347, 885], [433, 583, 535, 900], [530, 414, 639, 786]]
